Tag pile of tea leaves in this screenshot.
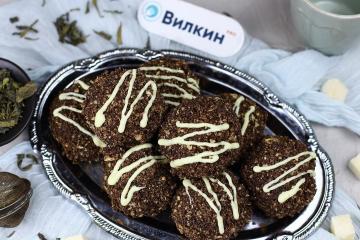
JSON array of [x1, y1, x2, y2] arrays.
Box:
[[0, 69, 37, 134]]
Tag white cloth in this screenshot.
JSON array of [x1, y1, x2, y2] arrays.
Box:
[[0, 0, 359, 239]]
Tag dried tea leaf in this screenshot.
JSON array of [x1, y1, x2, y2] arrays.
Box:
[[26, 153, 39, 164], [54, 11, 87, 46], [85, 0, 90, 14], [0, 119, 18, 128], [37, 233, 47, 240], [93, 30, 112, 41], [24, 37, 39, 41], [69, 7, 81, 12], [16, 82, 37, 103], [6, 231, 15, 238], [17, 153, 38, 171], [146, 36, 150, 49], [116, 24, 122, 45], [9, 16, 19, 24], [92, 0, 104, 17], [13, 19, 39, 39], [16, 25, 38, 33], [104, 9, 123, 15], [41, 0, 46, 7]]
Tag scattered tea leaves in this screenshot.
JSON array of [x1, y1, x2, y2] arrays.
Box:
[[85, 0, 90, 14], [54, 11, 87, 46], [93, 30, 112, 41], [41, 0, 46, 7], [92, 0, 103, 18], [12, 19, 39, 40], [9, 16, 19, 24], [0, 69, 37, 134], [116, 24, 122, 45], [104, 9, 123, 15], [37, 233, 47, 240]]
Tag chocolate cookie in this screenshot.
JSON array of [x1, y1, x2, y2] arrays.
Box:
[[103, 143, 177, 218], [221, 93, 267, 151], [171, 172, 252, 240], [140, 58, 201, 107], [241, 136, 317, 219], [49, 80, 105, 163], [158, 95, 243, 178], [83, 68, 167, 148]]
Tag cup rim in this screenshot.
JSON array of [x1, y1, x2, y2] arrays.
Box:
[[304, 0, 360, 19]]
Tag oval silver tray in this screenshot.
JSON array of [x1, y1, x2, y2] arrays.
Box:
[[29, 48, 334, 240]]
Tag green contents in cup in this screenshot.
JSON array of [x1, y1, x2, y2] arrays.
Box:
[[0, 69, 37, 134], [310, 0, 360, 15]]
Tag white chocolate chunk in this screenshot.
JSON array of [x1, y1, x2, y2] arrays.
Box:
[[321, 78, 348, 102], [330, 215, 355, 240], [349, 154, 360, 180], [63, 235, 88, 240]]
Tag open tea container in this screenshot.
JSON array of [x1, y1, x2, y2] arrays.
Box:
[[0, 172, 32, 228]]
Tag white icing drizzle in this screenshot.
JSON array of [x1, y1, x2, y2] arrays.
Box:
[[53, 106, 106, 148], [53, 83, 106, 148], [183, 178, 224, 234], [209, 172, 239, 220], [145, 74, 200, 93], [241, 106, 256, 135], [141, 66, 200, 106], [139, 66, 184, 73], [158, 121, 239, 168], [158, 82, 196, 100], [253, 151, 316, 203], [107, 143, 165, 206], [59, 92, 85, 103], [233, 96, 245, 116], [74, 80, 90, 90], [94, 69, 157, 133], [183, 172, 240, 235], [164, 100, 180, 106]]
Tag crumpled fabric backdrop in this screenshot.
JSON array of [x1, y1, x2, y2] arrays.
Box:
[[0, 0, 359, 239]]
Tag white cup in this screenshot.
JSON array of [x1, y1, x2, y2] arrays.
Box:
[[290, 0, 360, 55]]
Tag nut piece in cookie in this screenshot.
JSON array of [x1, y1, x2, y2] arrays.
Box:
[[49, 80, 105, 163], [158, 95, 243, 178], [241, 136, 317, 219], [171, 172, 252, 240], [140, 58, 201, 107], [83, 68, 167, 148], [103, 143, 177, 218], [221, 93, 267, 151]]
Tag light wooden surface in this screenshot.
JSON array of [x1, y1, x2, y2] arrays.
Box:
[[0, 0, 359, 204]]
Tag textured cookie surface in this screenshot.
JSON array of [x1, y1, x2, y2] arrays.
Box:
[[140, 58, 201, 107], [158, 95, 243, 178], [221, 93, 267, 152], [83, 68, 167, 148], [49, 80, 104, 163], [103, 143, 177, 218], [171, 172, 252, 240], [241, 136, 316, 219]]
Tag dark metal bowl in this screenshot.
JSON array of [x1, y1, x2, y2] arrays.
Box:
[[0, 58, 37, 146], [29, 49, 334, 240]]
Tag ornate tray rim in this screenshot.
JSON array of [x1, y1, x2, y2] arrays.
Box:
[[29, 48, 335, 240]]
